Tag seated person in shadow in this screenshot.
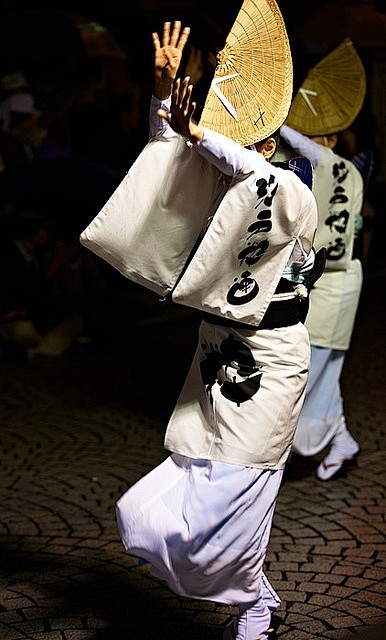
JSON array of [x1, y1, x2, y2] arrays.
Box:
[[0, 201, 84, 358]]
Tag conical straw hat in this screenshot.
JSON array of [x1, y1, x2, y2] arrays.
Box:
[[286, 38, 366, 136], [199, 0, 293, 146]]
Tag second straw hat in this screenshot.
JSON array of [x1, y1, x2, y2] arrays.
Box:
[[286, 38, 366, 136], [199, 0, 293, 146]]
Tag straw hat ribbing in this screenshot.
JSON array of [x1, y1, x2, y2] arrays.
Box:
[[286, 38, 366, 136], [199, 0, 293, 146]]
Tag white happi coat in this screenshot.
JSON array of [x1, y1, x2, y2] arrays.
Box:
[[80, 127, 317, 328], [279, 128, 364, 350], [305, 146, 363, 349], [81, 124, 318, 469]]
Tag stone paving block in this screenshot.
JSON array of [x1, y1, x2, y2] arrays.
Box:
[[29, 634, 62, 639], [284, 571, 316, 583], [2, 596, 36, 609], [309, 543, 357, 557], [34, 598, 67, 610], [331, 601, 384, 618], [299, 560, 336, 572], [277, 590, 307, 603], [286, 602, 322, 615], [0, 611, 24, 623], [312, 573, 346, 585], [279, 630, 320, 639], [22, 606, 59, 620], [286, 614, 330, 634], [49, 617, 85, 630], [266, 562, 300, 572], [87, 617, 112, 629], [13, 619, 46, 633], [327, 614, 370, 629], [321, 531, 358, 542], [63, 633, 96, 639], [276, 524, 319, 537], [350, 591, 386, 608], [368, 582, 386, 594], [353, 534, 386, 544], [311, 608, 349, 624], [30, 573, 67, 586], [343, 545, 383, 558], [345, 576, 379, 589], [297, 581, 330, 594], [267, 534, 296, 545], [349, 601, 385, 620], [327, 585, 363, 597], [277, 538, 315, 559], [284, 613, 312, 626], [277, 552, 312, 564], [363, 567, 386, 580], [307, 594, 340, 606], [0, 624, 28, 639]]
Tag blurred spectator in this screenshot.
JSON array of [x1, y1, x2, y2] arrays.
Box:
[[0, 72, 33, 130], [33, 53, 147, 173], [0, 71, 47, 170], [0, 202, 85, 358], [68, 75, 145, 173]]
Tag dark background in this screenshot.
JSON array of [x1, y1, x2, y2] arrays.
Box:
[[0, 0, 385, 330], [1, 0, 384, 94]]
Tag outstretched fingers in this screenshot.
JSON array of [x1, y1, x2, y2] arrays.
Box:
[[180, 77, 192, 112], [172, 76, 195, 119], [162, 21, 171, 47], [160, 20, 190, 49], [169, 20, 180, 46], [152, 31, 161, 50], [177, 25, 191, 51]]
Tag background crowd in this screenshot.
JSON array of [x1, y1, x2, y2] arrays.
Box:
[[0, 0, 384, 360]]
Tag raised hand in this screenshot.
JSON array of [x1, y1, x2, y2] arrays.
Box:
[[157, 76, 203, 144], [152, 21, 190, 100]]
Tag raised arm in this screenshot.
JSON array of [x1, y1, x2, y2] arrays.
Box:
[[157, 76, 203, 143], [150, 21, 190, 137], [152, 21, 190, 100], [158, 76, 246, 176], [280, 124, 322, 168]]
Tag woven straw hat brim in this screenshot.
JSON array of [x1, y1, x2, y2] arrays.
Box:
[[286, 38, 366, 136], [199, 0, 293, 146]]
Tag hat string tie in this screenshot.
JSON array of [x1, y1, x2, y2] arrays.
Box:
[[210, 73, 240, 121], [299, 87, 318, 116]]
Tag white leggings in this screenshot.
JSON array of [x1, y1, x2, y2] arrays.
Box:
[[116, 453, 283, 608]]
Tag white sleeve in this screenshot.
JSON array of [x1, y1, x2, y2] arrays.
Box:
[[149, 100, 246, 177], [149, 94, 171, 139], [195, 128, 246, 176], [280, 124, 322, 168]]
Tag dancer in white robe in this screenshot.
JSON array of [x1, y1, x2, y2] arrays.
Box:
[[280, 39, 368, 481], [115, 16, 319, 640]]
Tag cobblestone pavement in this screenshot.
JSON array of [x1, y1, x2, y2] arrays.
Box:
[[0, 271, 385, 640]]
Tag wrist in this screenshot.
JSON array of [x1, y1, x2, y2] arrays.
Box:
[[154, 91, 171, 101], [154, 79, 172, 101], [188, 126, 204, 144]]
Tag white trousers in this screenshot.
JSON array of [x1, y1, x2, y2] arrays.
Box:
[[116, 452, 283, 608], [292, 346, 346, 456]]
